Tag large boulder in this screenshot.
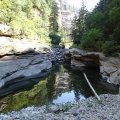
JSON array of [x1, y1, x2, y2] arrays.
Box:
[[0, 38, 53, 88]]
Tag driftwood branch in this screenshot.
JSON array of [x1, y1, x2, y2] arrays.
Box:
[[83, 72, 101, 101]]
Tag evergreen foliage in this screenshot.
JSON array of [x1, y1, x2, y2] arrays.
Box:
[[102, 40, 117, 56], [81, 28, 103, 51], [49, 0, 64, 45], [71, 0, 120, 56], [49, 32, 61, 45], [49, 0, 59, 33], [71, 1, 88, 45]]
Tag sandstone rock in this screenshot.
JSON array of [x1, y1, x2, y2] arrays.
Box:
[[64, 48, 86, 62], [69, 48, 86, 55]]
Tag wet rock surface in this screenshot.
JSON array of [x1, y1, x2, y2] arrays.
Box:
[[0, 94, 120, 120]]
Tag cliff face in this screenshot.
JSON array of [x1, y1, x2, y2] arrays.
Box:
[[57, 0, 78, 31]]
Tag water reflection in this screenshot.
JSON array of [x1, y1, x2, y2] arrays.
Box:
[[0, 64, 119, 112], [53, 91, 85, 104]]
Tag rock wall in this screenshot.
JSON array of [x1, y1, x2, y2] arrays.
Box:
[[57, 0, 78, 32], [64, 48, 120, 85], [64, 48, 100, 69]]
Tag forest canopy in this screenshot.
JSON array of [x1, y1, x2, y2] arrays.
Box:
[[71, 0, 120, 56]]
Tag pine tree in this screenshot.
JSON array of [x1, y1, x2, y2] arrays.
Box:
[[71, 0, 88, 45], [49, 0, 59, 33]]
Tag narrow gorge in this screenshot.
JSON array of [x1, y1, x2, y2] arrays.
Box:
[[0, 0, 120, 120]]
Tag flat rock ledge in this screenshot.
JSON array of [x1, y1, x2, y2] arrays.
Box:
[[0, 37, 64, 88], [0, 94, 120, 120]]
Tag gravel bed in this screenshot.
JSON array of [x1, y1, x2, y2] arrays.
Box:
[[0, 94, 120, 120]]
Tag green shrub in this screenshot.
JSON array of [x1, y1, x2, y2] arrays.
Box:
[[49, 33, 61, 45], [70, 44, 81, 49], [81, 28, 103, 51], [0, 0, 51, 44], [102, 40, 117, 56]]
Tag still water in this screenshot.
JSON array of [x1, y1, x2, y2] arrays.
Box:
[[0, 64, 118, 112]]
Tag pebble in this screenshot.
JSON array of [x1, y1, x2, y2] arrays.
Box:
[[0, 94, 120, 120]]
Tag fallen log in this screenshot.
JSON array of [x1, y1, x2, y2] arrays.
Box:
[[83, 72, 101, 101]]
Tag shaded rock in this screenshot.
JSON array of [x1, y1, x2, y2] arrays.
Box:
[[64, 48, 86, 61], [65, 48, 120, 85], [65, 49, 100, 69], [72, 54, 100, 68], [51, 45, 64, 62]]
